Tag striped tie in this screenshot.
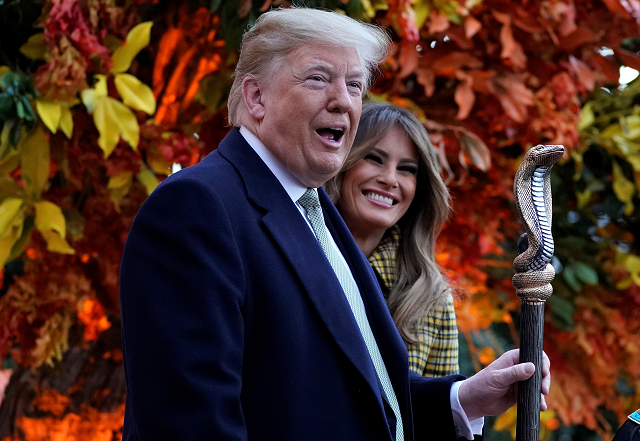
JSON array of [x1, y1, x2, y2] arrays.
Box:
[[297, 188, 403, 441]]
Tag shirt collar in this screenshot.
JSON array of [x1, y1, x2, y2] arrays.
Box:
[[239, 126, 308, 203]]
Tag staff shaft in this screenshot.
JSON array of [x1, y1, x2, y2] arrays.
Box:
[[516, 301, 545, 441]]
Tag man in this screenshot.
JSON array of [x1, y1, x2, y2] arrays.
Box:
[[119, 7, 550, 440], [613, 409, 640, 441]]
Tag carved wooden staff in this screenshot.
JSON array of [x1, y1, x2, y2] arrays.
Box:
[[512, 144, 564, 441]]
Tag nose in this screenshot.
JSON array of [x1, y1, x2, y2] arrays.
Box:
[[377, 165, 398, 187], [327, 82, 353, 113]]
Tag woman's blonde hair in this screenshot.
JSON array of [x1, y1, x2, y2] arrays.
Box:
[[325, 102, 452, 344]]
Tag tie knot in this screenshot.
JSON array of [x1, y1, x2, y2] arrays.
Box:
[[298, 188, 321, 211]]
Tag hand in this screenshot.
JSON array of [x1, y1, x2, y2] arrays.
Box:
[[457, 349, 550, 420]]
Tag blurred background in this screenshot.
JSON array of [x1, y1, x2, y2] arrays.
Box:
[[0, 0, 639, 439]]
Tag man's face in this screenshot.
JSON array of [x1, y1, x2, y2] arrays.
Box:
[[256, 44, 365, 188]]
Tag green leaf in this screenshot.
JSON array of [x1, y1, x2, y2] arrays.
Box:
[[572, 262, 599, 285], [547, 295, 576, 331], [0, 93, 14, 119], [562, 264, 582, 292]]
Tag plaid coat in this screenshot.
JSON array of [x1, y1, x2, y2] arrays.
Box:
[[368, 225, 460, 377]]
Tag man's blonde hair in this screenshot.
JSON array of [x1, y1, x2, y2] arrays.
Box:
[[227, 7, 390, 127]]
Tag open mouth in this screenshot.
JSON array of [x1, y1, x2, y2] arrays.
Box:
[[364, 191, 396, 206], [316, 127, 344, 143]]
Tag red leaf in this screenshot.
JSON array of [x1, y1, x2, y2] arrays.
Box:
[[614, 48, 640, 72], [492, 74, 534, 123]]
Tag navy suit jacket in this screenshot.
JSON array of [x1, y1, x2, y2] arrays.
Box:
[[119, 128, 464, 440]]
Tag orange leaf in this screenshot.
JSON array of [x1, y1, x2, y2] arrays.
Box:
[[500, 23, 527, 70], [454, 73, 475, 120], [601, 0, 632, 16], [397, 41, 419, 80], [152, 27, 184, 97], [467, 70, 496, 95], [416, 68, 436, 97], [464, 15, 482, 39], [431, 52, 484, 77], [428, 11, 450, 34], [568, 55, 595, 91]]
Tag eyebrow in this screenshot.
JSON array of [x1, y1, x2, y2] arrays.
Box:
[[303, 61, 366, 82], [370, 148, 419, 164]]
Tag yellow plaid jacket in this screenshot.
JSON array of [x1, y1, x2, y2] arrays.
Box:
[[368, 225, 459, 377]]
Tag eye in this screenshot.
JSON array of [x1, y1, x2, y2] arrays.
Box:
[[364, 153, 383, 164], [309, 75, 325, 82], [398, 164, 418, 175]]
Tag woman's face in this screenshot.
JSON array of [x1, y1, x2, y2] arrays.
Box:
[[338, 125, 419, 239]]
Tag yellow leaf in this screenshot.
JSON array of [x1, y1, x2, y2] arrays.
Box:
[[0, 197, 23, 237], [80, 75, 108, 113], [576, 189, 591, 209], [107, 171, 133, 212], [577, 102, 595, 131], [0, 125, 22, 175], [114, 73, 156, 114], [0, 198, 24, 267], [107, 171, 134, 190], [111, 22, 153, 74], [612, 161, 635, 215], [494, 406, 517, 438], [623, 115, 640, 139], [0, 66, 10, 78], [627, 155, 640, 172], [625, 254, 640, 273], [20, 126, 50, 200], [616, 277, 632, 290], [59, 106, 73, 138], [93, 96, 139, 156], [40, 230, 75, 254], [36, 100, 62, 134], [34, 200, 75, 254], [601, 121, 624, 139], [413, 0, 432, 29], [19, 33, 47, 60], [136, 166, 159, 195]]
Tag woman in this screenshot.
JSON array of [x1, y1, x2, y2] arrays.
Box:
[[325, 102, 459, 377]]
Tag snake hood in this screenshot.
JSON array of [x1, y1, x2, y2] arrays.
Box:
[[513, 144, 564, 275]]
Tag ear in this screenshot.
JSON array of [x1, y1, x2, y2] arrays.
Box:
[[241, 76, 266, 121]]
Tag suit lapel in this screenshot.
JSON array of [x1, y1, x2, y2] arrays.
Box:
[[320, 189, 412, 424], [218, 129, 382, 399]]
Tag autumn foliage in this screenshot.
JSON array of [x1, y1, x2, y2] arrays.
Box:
[[0, 0, 639, 440]]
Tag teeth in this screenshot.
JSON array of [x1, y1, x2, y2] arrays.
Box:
[[364, 192, 394, 205]]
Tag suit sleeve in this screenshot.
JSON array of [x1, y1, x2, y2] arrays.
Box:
[[119, 178, 247, 440]]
